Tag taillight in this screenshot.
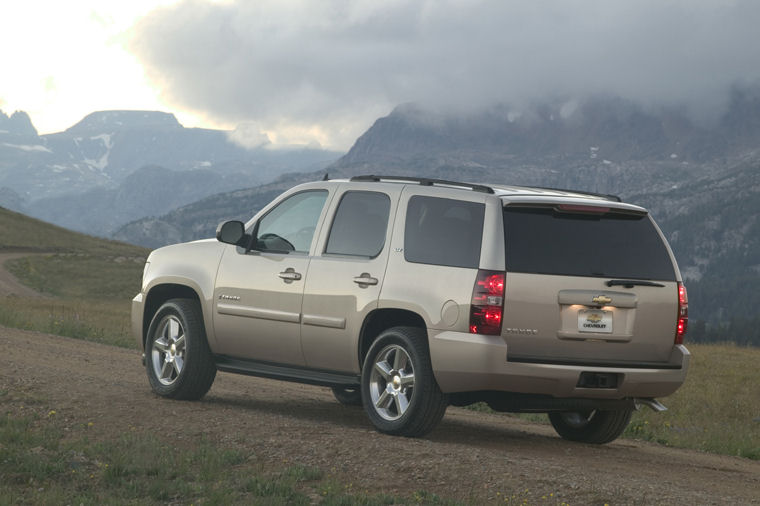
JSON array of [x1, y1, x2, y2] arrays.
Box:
[[469, 270, 505, 335], [675, 282, 688, 344]]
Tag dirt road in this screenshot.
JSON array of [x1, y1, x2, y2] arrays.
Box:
[[1, 327, 758, 505], [0, 253, 46, 298]]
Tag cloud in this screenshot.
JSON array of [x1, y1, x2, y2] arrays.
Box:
[[129, 0, 760, 150], [226, 122, 271, 149]]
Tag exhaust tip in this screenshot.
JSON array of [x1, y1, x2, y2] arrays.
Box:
[[635, 398, 668, 412]]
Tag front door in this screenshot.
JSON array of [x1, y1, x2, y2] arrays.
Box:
[[213, 189, 329, 365]]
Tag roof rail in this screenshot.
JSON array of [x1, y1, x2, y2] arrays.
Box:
[[350, 175, 494, 194], [527, 186, 622, 203]]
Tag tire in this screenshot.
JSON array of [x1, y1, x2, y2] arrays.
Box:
[[361, 327, 448, 437], [548, 409, 633, 444], [145, 298, 217, 400], [331, 386, 362, 406]]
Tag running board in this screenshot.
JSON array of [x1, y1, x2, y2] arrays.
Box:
[[214, 355, 360, 388]]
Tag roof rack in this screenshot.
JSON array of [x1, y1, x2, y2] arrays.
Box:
[[350, 175, 494, 194], [526, 186, 622, 203]]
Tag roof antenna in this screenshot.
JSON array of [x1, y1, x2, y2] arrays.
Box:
[[322, 173, 329, 181]]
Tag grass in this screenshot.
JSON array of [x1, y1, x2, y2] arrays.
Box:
[[5, 254, 145, 300], [0, 402, 456, 505], [623, 343, 760, 459], [0, 206, 148, 256], [0, 206, 147, 349], [0, 297, 133, 348], [0, 253, 142, 348]]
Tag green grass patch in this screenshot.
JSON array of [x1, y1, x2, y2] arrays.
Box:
[[624, 343, 760, 459], [0, 250, 145, 349], [0, 411, 456, 505], [0, 206, 148, 349], [5, 254, 144, 300], [0, 297, 134, 348], [0, 207, 148, 257]]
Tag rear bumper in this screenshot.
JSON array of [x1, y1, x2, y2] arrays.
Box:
[[429, 329, 690, 399]]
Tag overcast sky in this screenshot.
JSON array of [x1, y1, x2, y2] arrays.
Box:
[[3, 1, 760, 150]]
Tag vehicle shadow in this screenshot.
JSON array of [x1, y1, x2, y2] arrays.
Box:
[[200, 392, 371, 430], [199, 390, 571, 449]]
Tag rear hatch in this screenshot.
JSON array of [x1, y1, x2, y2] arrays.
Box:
[[501, 202, 680, 366]]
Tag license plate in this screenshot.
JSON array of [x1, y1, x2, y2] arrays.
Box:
[[578, 309, 612, 333]]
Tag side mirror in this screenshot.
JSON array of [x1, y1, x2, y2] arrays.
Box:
[[216, 220, 246, 246]]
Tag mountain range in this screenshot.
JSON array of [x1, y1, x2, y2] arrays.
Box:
[[0, 110, 340, 236]]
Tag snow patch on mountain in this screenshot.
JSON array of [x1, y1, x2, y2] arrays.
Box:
[[2, 142, 51, 153], [83, 134, 114, 171]]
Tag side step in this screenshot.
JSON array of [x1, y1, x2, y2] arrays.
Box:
[[214, 355, 360, 388]]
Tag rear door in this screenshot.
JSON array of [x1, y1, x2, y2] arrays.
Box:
[[300, 185, 398, 373], [501, 203, 679, 365]]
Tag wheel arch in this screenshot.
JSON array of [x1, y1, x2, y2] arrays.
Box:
[[142, 283, 203, 349], [358, 308, 427, 367]]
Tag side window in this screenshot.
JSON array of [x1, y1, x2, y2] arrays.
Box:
[[404, 196, 485, 268], [255, 190, 328, 253], [325, 191, 391, 257]]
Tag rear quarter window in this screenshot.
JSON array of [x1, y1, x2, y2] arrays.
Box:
[[405, 196, 485, 268], [503, 206, 676, 281]]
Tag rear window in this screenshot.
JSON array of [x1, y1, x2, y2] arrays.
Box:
[[405, 196, 484, 268], [503, 206, 676, 281]]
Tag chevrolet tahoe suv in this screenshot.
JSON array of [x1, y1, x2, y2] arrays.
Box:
[[132, 175, 690, 443]]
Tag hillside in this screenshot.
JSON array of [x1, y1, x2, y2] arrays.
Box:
[[631, 155, 760, 344], [0, 205, 147, 256], [0, 206, 148, 347]]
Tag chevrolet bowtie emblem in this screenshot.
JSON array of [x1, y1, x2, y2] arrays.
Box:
[[592, 295, 612, 305]]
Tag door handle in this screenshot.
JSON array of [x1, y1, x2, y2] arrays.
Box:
[[279, 269, 302, 281], [353, 273, 378, 286]]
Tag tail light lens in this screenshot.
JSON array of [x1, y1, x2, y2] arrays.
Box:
[[469, 270, 505, 335], [675, 282, 688, 344]]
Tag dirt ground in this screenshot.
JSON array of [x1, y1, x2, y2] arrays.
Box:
[[1, 327, 758, 505], [1, 256, 759, 504]]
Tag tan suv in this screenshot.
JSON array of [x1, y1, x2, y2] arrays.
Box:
[[132, 175, 690, 443]]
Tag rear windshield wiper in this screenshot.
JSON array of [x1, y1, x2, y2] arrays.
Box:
[[606, 279, 665, 288]]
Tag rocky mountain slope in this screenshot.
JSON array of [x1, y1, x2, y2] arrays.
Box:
[[0, 110, 340, 234]]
